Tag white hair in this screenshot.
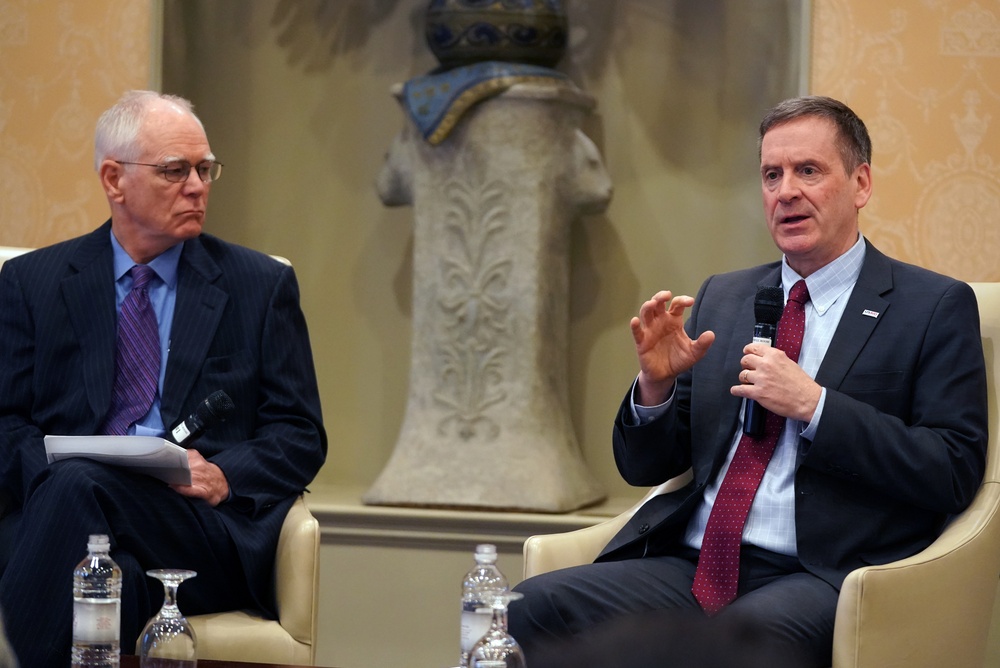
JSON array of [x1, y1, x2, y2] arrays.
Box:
[[93, 90, 205, 170]]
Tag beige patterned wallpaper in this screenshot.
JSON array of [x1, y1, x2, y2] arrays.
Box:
[[812, 0, 1000, 282], [0, 0, 155, 248], [5, 1, 997, 279], [4, 0, 996, 273]]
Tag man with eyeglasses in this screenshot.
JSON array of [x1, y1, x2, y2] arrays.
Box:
[[0, 90, 327, 667]]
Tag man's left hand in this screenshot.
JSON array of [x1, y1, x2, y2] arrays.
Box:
[[170, 449, 231, 506], [731, 342, 822, 423]]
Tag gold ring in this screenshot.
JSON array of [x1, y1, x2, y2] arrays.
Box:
[[742, 370, 749, 383]]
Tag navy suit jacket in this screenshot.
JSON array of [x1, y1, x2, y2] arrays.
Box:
[[600, 241, 988, 590], [0, 222, 327, 613]]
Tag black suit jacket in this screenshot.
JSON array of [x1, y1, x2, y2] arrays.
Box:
[[600, 241, 988, 589], [0, 222, 327, 612]]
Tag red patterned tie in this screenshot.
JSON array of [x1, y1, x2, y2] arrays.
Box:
[[101, 265, 161, 435], [692, 279, 809, 614]]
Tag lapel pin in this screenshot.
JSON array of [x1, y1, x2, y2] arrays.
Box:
[[862, 309, 880, 318]]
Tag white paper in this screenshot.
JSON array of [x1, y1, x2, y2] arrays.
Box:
[[44, 435, 192, 486]]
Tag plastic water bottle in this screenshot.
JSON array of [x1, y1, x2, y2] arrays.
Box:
[[460, 544, 509, 668], [71, 534, 122, 668]]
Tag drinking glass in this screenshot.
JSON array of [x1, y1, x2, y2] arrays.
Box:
[[469, 591, 526, 668], [139, 569, 197, 667]]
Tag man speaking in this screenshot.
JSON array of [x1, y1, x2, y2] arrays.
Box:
[[509, 96, 988, 667]]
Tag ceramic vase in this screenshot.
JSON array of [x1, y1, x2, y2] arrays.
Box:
[[425, 0, 568, 69]]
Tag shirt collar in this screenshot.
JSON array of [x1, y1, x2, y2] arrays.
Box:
[[109, 230, 183, 289], [781, 234, 866, 315]]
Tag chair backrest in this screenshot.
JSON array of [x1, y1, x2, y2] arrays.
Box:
[[969, 283, 1000, 485], [0, 246, 29, 268]]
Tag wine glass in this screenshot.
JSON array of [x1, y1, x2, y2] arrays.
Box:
[[469, 591, 526, 668], [139, 569, 197, 667]]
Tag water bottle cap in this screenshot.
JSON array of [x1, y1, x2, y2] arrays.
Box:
[[87, 534, 110, 552], [473, 544, 498, 564]]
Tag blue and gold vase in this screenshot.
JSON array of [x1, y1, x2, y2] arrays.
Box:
[[425, 0, 568, 69]]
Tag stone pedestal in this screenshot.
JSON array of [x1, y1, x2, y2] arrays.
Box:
[[366, 80, 611, 512]]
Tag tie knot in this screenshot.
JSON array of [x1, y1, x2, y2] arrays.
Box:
[[788, 279, 809, 305], [131, 265, 156, 291]]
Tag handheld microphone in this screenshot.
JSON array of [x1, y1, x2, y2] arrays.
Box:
[[170, 390, 236, 446], [742, 286, 784, 437]]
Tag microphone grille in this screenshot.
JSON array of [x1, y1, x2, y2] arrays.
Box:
[[754, 285, 784, 324], [200, 390, 236, 422]]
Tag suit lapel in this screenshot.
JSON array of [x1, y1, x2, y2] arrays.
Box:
[[696, 266, 784, 480], [62, 225, 117, 423], [815, 244, 893, 390], [161, 238, 227, 427], [704, 294, 754, 476]]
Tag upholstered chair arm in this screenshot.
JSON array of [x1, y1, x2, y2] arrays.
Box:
[[523, 471, 693, 579], [833, 481, 1000, 668], [275, 494, 320, 647]]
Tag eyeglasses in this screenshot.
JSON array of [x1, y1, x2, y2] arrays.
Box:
[[115, 160, 223, 183]]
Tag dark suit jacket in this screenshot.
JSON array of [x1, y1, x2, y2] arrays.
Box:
[[599, 241, 988, 590], [0, 222, 327, 613]]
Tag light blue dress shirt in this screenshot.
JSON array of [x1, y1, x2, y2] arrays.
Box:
[[109, 232, 182, 436], [632, 234, 867, 556]]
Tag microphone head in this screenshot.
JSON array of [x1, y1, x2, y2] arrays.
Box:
[[754, 285, 784, 325], [195, 390, 236, 426]]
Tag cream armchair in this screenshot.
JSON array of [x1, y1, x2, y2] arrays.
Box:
[[187, 495, 320, 665], [523, 282, 1000, 668]]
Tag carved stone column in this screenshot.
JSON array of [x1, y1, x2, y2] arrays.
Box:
[[365, 80, 610, 512]]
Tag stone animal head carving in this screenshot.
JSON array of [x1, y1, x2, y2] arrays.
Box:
[[562, 129, 613, 215], [375, 124, 415, 207]]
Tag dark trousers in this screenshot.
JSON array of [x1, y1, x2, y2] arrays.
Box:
[[509, 546, 838, 668], [0, 459, 255, 668]]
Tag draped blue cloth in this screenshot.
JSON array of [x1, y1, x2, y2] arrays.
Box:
[[401, 61, 568, 144]]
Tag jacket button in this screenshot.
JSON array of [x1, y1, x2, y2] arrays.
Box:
[[638, 523, 650, 534]]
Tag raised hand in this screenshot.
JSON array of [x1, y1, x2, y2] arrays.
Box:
[[630, 291, 715, 405]]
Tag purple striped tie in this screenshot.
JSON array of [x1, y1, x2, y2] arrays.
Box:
[[101, 265, 160, 436]]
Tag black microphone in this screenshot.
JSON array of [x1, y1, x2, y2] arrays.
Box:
[[742, 286, 784, 437], [170, 390, 235, 446]]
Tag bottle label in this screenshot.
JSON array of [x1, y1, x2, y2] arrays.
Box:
[[73, 598, 120, 642], [460, 606, 493, 652]]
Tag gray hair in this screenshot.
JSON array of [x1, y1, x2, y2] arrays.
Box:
[[94, 90, 204, 170], [758, 96, 872, 175]]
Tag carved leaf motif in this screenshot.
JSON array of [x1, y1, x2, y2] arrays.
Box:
[[433, 155, 513, 440]]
